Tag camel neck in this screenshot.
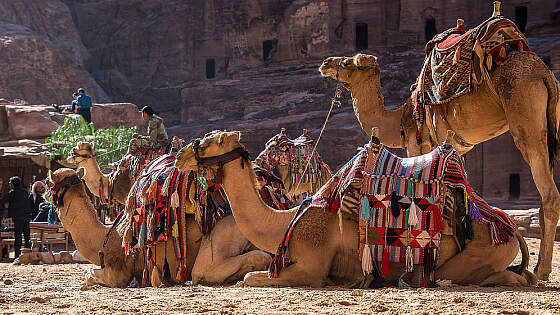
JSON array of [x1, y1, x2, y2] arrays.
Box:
[[79, 158, 108, 198], [351, 75, 406, 148], [221, 159, 296, 253], [57, 185, 110, 264]]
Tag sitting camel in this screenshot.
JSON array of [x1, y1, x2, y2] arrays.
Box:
[[255, 128, 332, 199], [174, 130, 536, 287], [45, 168, 271, 287], [319, 13, 560, 281]]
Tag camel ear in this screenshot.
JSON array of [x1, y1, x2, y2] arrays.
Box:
[[47, 170, 55, 184], [77, 167, 86, 179], [233, 131, 241, 142], [354, 54, 378, 69], [218, 132, 227, 145]]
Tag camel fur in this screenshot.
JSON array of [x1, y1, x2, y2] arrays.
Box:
[[174, 130, 537, 288]]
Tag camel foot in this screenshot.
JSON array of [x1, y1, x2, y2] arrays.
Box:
[[534, 265, 551, 281], [522, 270, 538, 286], [479, 271, 529, 287]]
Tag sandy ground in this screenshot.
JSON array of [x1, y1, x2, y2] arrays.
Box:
[[0, 238, 559, 314]]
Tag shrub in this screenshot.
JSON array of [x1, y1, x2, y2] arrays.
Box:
[[45, 115, 137, 169]]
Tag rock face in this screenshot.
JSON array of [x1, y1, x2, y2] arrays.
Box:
[[0, 0, 108, 105], [0, 103, 143, 140]]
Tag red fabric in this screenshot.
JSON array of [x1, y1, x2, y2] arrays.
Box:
[[436, 28, 473, 50]]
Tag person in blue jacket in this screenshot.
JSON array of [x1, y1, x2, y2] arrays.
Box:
[[76, 88, 93, 123]]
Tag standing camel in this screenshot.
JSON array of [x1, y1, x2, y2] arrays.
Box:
[[319, 51, 560, 281], [174, 130, 535, 287]]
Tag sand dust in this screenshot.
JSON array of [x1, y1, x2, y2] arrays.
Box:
[[0, 238, 558, 314]]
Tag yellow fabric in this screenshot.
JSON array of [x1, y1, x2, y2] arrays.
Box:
[[185, 180, 196, 214]]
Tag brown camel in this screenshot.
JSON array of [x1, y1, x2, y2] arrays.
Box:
[[66, 142, 131, 204], [174, 130, 536, 287], [45, 167, 271, 288], [319, 52, 560, 281]]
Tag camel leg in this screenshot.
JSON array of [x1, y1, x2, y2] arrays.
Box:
[[243, 259, 330, 288], [503, 80, 560, 280], [194, 250, 271, 285], [191, 216, 271, 285], [479, 270, 528, 287]]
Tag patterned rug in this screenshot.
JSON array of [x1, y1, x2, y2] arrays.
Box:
[[269, 143, 517, 287]]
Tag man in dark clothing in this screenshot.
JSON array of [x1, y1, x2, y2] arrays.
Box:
[[76, 88, 93, 123], [0, 179, 8, 259], [2, 177, 31, 257]]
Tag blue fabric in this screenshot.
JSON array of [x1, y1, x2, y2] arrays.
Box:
[[77, 94, 92, 109]]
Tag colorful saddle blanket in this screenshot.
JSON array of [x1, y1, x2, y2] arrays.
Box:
[[255, 165, 295, 210], [122, 146, 169, 179], [415, 16, 532, 107], [269, 143, 517, 286], [256, 131, 332, 194]]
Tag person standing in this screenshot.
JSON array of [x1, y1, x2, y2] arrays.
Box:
[[0, 178, 8, 260], [76, 88, 93, 123], [2, 177, 31, 257], [71, 92, 79, 113]]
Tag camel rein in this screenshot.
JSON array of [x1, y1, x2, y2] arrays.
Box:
[[293, 59, 343, 192]]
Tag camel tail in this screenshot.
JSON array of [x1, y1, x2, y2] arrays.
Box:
[[506, 230, 530, 275], [544, 72, 560, 169]]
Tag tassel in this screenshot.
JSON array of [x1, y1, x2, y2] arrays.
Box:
[[161, 174, 173, 197], [405, 247, 414, 272], [360, 197, 371, 221], [362, 245, 373, 275], [518, 41, 524, 52], [142, 268, 150, 287], [172, 222, 179, 239], [486, 54, 492, 71], [432, 206, 445, 232], [499, 46, 506, 59], [453, 47, 461, 65], [162, 258, 172, 286], [138, 221, 147, 248], [390, 192, 400, 218], [408, 201, 418, 227], [151, 265, 162, 287], [171, 191, 180, 209], [468, 198, 483, 222], [381, 247, 390, 276], [464, 215, 473, 240]]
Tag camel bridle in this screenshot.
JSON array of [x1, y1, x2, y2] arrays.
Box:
[[49, 175, 83, 207]]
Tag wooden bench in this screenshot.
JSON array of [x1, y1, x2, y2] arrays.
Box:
[[30, 223, 69, 252], [0, 231, 15, 259]]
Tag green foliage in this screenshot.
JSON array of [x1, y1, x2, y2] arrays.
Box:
[[45, 115, 137, 169]]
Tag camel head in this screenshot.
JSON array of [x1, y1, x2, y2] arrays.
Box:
[[44, 168, 86, 205], [319, 53, 380, 89], [175, 130, 243, 171], [67, 141, 95, 165]]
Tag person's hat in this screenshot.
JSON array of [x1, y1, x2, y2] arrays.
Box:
[[139, 106, 155, 116]]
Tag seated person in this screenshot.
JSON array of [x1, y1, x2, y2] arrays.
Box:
[[33, 202, 55, 223], [126, 106, 169, 156]]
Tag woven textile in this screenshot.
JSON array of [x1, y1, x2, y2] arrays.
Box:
[[122, 146, 169, 179], [256, 132, 332, 194]]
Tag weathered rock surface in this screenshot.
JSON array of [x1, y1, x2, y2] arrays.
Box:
[[91, 103, 144, 130], [505, 209, 560, 241], [4, 106, 61, 139], [0, 0, 108, 105]]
